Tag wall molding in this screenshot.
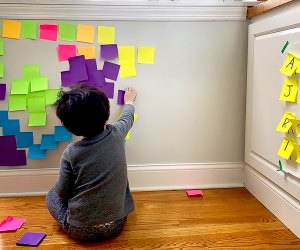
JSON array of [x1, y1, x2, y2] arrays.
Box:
[[0, 162, 244, 197]]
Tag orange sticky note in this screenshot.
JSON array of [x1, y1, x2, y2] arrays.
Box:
[[77, 24, 95, 44], [2, 20, 21, 39], [77, 46, 96, 59], [186, 190, 203, 197]]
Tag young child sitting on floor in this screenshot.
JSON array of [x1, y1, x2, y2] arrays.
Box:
[[46, 84, 137, 242]]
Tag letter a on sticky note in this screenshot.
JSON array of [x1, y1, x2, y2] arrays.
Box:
[[278, 137, 295, 160], [279, 79, 298, 102], [280, 53, 300, 76], [276, 112, 296, 132]]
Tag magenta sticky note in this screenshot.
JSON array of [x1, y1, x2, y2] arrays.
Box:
[[100, 44, 118, 59], [117, 90, 125, 105], [0, 216, 26, 232], [16, 232, 46, 246], [0, 83, 6, 100], [186, 190, 203, 197], [58, 44, 76, 61], [40, 24, 58, 41], [103, 61, 120, 81]]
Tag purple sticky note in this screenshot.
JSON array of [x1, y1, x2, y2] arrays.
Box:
[[40, 24, 58, 41], [100, 44, 118, 60], [0, 149, 26, 166], [16, 232, 46, 246], [0, 135, 17, 150], [88, 70, 105, 87], [103, 61, 120, 81], [0, 216, 26, 232], [0, 83, 6, 100], [61, 71, 74, 87], [100, 82, 114, 99], [117, 90, 125, 105], [69, 55, 88, 82], [85, 59, 98, 73]]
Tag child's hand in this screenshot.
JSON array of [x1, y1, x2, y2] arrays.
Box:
[[124, 87, 137, 105]]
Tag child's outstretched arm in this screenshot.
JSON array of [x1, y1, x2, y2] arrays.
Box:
[[113, 87, 137, 137]]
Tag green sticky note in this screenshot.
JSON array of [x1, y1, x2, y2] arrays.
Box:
[[30, 76, 48, 92], [11, 79, 30, 94], [9, 95, 27, 111], [58, 22, 76, 42], [27, 96, 46, 112], [22, 65, 40, 80], [0, 61, 4, 78], [28, 111, 47, 126], [0, 38, 3, 56], [21, 20, 37, 40], [27, 90, 45, 99], [45, 89, 60, 105]]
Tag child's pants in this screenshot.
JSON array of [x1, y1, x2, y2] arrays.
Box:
[[46, 188, 127, 242]]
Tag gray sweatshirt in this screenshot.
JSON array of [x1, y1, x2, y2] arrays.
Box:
[[54, 104, 135, 227]]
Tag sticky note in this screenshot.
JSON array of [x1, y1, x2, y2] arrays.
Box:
[[28, 144, 46, 158], [77, 24, 94, 43], [58, 44, 77, 61], [119, 63, 136, 78], [103, 61, 120, 81], [58, 22, 76, 42], [2, 119, 20, 136], [0, 149, 27, 166], [0, 83, 6, 100], [117, 90, 125, 105], [278, 137, 295, 160], [100, 82, 114, 99], [0, 111, 9, 125], [0, 61, 4, 78], [45, 89, 60, 105], [276, 112, 296, 133], [279, 79, 298, 102], [77, 46, 96, 59], [125, 114, 138, 140], [186, 190, 204, 197], [40, 134, 57, 150], [280, 53, 300, 76], [100, 44, 118, 59], [0, 38, 3, 55], [16, 132, 34, 148], [22, 65, 40, 80], [54, 126, 72, 142], [9, 95, 27, 111], [26, 90, 45, 101], [118, 46, 135, 64], [138, 47, 155, 64], [69, 55, 88, 82], [291, 119, 300, 137], [61, 71, 74, 87], [0, 135, 17, 150], [11, 79, 30, 95], [98, 26, 115, 44], [87, 70, 105, 87], [30, 76, 48, 92], [21, 20, 37, 40], [2, 20, 21, 39], [27, 97, 46, 113], [294, 145, 300, 164], [85, 59, 97, 73], [0, 216, 26, 232], [16, 232, 46, 246], [28, 112, 47, 127], [40, 24, 58, 41]]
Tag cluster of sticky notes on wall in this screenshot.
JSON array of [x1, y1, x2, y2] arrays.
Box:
[[277, 52, 300, 163]]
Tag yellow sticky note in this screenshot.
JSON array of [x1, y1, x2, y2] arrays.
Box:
[[119, 63, 136, 78], [125, 114, 138, 140], [77, 46, 96, 59], [279, 79, 298, 102], [98, 26, 115, 44], [276, 112, 296, 132], [118, 46, 135, 64], [291, 120, 300, 137], [280, 53, 300, 76], [293, 144, 300, 164], [138, 47, 155, 64], [2, 20, 21, 39], [278, 137, 295, 160], [77, 24, 95, 44]]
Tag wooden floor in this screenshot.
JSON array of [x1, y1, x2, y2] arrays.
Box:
[[0, 188, 300, 249]]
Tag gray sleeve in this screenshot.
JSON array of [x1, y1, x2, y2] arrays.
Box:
[[54, 148, 74, 200], [112, 104, 135, 137]]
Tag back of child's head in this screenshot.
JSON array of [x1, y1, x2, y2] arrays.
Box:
[[54, 83, 110, 138]]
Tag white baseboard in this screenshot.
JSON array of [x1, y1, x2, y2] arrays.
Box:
[[245, 164, 300, 239], [0, 162, 244, 197]]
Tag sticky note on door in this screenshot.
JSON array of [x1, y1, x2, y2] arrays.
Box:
[[278, 137, 295, 160], [280, 53, 300, 76], [279, 79, 298, 102], [276, 112, 296, 133]]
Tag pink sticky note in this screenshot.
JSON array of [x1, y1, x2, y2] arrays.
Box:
[[40, 24, 58, 41], [58, 44, 76, 61], [186, 190, 203, 197], [0, 216, 26, 232]]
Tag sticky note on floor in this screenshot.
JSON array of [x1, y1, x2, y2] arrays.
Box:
[[21, 20, 37, 40], [279, 79, 298, 102], [16, 232, 46, 246], [77, 24, 94, 43], [98, 26, 115, 44], [2, 20, 21, 39], [0, 216, 26, 232], [276, 112, 296, 133], [280, 53, 300, 76], [77, 46, 96, 59], [138, 47, 155, 64], [186, 190, 204, 197]]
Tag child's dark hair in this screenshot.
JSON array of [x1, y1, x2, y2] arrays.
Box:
[[54, 83, 110, 138]]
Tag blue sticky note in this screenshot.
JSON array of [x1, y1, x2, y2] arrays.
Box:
[[2, 119, 20, 136], [16, 132, 34, 148], [40, 134, 57, 150], [54, 126, 72, 142], [0, 110, 8, 126], [28, 144, 46, 159]]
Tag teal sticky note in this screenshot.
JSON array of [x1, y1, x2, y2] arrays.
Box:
[[0, 61, 4, 78], [28, 144, 46, 159], [0, 38, 3, 56], [27, 96, 46, 112], [9, 95, 27, 111], [11, 79, 30, 94], [21, 20, 37, 40], [16, 132, 34, 148], [40, 134, 57, 150], [54, 126, 72, 142], [30, 76, 48, 92], [22, 65, 40, 80], [58, 22, 76, 42]]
